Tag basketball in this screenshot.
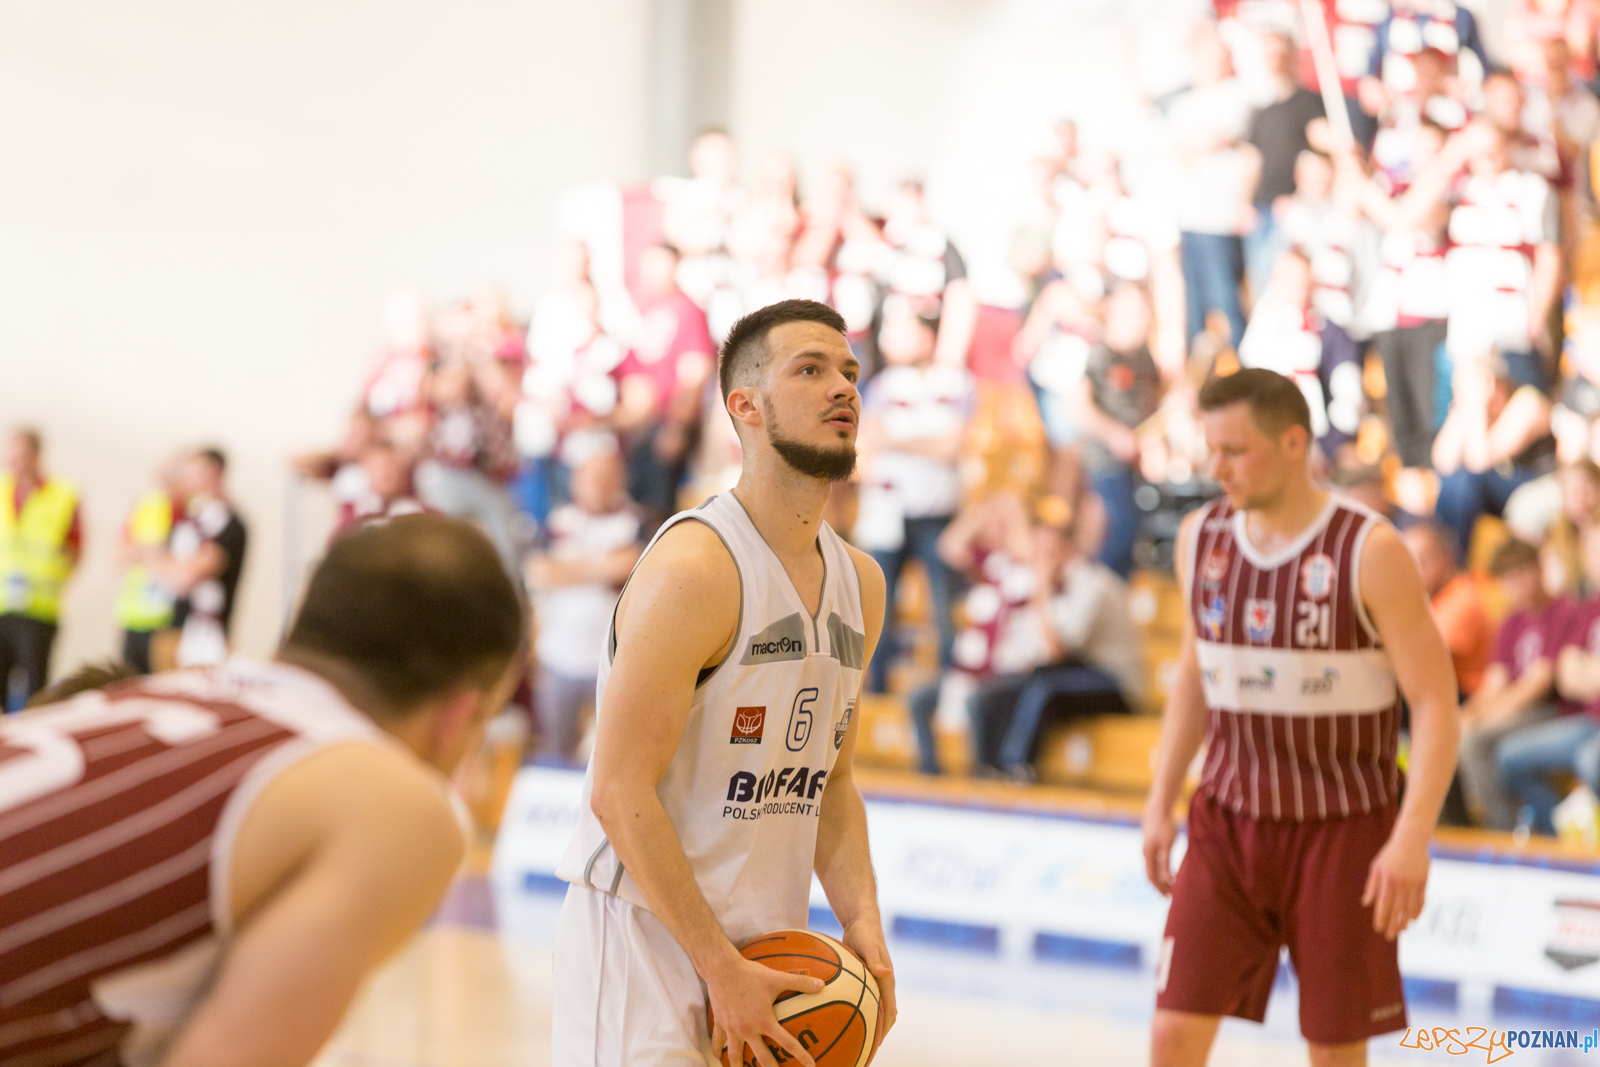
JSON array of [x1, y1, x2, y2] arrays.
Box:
[[708, 929, 883, 1067]]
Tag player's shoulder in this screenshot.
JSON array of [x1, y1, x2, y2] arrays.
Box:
[[632, 516, 740, 592], [229, 741, 464, 923]]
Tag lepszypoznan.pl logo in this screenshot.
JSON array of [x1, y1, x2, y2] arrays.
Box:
[[1399, 1025, 1600, 1060]]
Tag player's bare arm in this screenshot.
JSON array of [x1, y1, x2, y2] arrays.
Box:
[[1142, 508, 1209, 896], [1357, 523, 1461, 941], [1474, 658, 1554, 726], [160, 743, 466, 1067], [587, 520, 825, 1067], [813, 544, 895, 1034]]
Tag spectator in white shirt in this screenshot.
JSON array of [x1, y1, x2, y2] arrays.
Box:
[[970, 517, 1144, 779], [525, 436, 643, 761], [1169, 24, 1261, 349], [854, 295, 974, 693]]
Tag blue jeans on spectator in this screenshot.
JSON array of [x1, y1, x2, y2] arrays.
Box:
[[1180, 232, 1247, 348], [512, 455, 566, 530], [966, 663, 1129, 772], [1498, 715, 1600, 835], [869, 516, 958, 694], [1434, 465, 1542, 560], [1090, 464, 1139, 579], [908, 680, 941, 775], [1242, 202, 1285, 302]]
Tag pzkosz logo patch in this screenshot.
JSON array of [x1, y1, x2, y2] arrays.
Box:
[[1300, 553, 1336, 601], [1245, 599, 1276, 643], [730, 706, 766, 745]]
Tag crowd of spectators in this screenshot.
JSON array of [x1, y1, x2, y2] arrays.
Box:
[[4, 0, 1590, 837]]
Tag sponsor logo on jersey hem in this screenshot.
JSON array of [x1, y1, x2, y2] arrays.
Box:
[[1302, 669, 1338, 696], [1239, 667, 1275, 692], [730, 706, 766, 744]]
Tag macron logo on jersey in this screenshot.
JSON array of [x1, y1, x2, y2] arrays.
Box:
[[731, 706, 766, 744], [741, 614, 807, 664]]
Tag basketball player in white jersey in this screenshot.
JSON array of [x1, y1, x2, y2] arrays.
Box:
[[1142, 369, 1459, 1066], [553, 299, 895, 1067], [0, 515, 524, 1067]]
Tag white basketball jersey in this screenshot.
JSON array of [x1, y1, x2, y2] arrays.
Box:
[[555, 492, 867, 945]]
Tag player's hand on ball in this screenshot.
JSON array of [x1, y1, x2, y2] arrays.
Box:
[[706, 953, 824, 1067], [1141, 803, 1178, 896], [1362, 827, 1430, 941], [843, 917, 897, 1038]]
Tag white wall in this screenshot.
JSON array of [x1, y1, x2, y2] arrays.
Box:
[[0, 0, 650, 673]]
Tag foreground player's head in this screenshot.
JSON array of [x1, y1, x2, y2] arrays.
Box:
[[719, 298, 858, 483], [281, 513, 526, 773], [1197, 368, 1314, 511]]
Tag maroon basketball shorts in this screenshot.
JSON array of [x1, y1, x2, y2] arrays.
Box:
[[1155, 792, 1408, 1045]]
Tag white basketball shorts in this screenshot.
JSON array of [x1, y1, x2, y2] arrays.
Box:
[[551, 883, 716, 1066]]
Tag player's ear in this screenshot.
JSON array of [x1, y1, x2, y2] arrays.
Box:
[[725, 385, 763, 431]]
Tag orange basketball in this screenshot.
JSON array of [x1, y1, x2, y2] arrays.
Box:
[[708, 929, 883, 1067]]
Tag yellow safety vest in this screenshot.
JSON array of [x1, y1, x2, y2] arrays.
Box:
[[0, 474, 79, 622], [115, 490, 176, 632]]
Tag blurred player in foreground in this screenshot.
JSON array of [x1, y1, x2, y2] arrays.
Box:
[[1143, 369, 1458, 1066], [553, 299, 895, 1066], [0, 514, 525, 1066]]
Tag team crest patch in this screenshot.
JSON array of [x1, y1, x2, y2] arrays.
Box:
[[1300, 553, 1336, 601], [1245, 599, 1276, 643], [834, 700, 854, 751], [1200, 595, 1227, 640], [730, 706, 766, 745], [1202, 551, 1230, 585]]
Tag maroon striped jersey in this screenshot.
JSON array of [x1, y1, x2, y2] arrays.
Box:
[[1188, 494, 1402, 821], [0, 659, 384, 1067]]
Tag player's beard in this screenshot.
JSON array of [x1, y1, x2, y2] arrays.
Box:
[[764, 397, 856, 482]]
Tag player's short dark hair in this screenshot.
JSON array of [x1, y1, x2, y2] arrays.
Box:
[[718, 299, 848, 401], [1197, 367, 1313, 439], [26, 661, 139, 707], [1488, 538, 1540, 577], [11, 426, 41, 456], [283, 514, 526, 713]]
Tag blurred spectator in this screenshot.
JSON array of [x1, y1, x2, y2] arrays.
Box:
[[1345, 121, 1453, 468], [1070, 284, 1162, 576], [1482, 68, 1563, 182], [291, 409, 381, 522], [612, 243, 716, 533], [1503, 525, 1600, 833], [1238, 249, 1365, 457], [1403, 521, 1493, 697], [1277, 147, 1375, 338], [1369, 48, 1467, 194], [971, 517, 1143, 779], [1458, 538, 1563, 830], [526, 437, 642, 761], [878, 180, 979, 369], [116, 465, 179, 675], [906, 492, 1036, 775], [794, 163, 884, 347], [661, 128, 744, 316], [1245, 31, 1327, 292], [1363, 0, 1490, 118], [1505, 0, 1600, 86], [0, 428, 81, 706], [360, 287, 435, 458], [855, 296, 972, 693], [148, 449, 248, 669], [1431, 353, 1555, 557], [1170, 26, 1258, 349], [334, 441, 426, 537], [416, 352, 522, 572]]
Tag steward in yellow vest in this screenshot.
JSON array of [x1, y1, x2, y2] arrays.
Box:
[[0, 428, 81, 706], [117, 488, 177, 674], [0, 472, 80, 623]]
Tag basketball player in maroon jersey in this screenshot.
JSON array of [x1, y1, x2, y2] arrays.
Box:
[[1142, 369, 1459, 1066], [0, 515, 524, 1067]]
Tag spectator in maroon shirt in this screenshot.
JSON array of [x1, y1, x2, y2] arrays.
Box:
[[613, 243, 716, 532], [1459, 538, 1569, 828], [333, 441, 426, 539]]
